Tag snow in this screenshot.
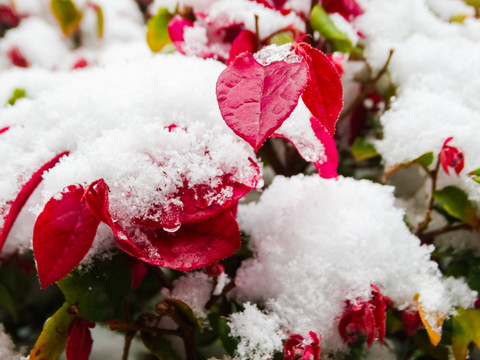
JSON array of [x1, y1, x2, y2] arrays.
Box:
[[253, 43, 302, 65], [232, 175, 477, 354], [355, 0, 480, 204], [0, 54, 260, 257], [0, 324, 22, 360], [161, 272, 213, 319]]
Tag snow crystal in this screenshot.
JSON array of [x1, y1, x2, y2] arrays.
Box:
[[0, 54, 260, 257], [161, 272, 212, 319], [355, 0, 480, 204], [253, 43, 301, 65], [229, 303, 284, 360], [233, 175, 476, 353]]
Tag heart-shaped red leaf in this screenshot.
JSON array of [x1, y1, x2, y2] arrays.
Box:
[[0, 151, 69, 254], [33, 184, 100, 289], [66, 318, 94, 360], [295, 42, 343, 136], [216, 52, 308, 151]]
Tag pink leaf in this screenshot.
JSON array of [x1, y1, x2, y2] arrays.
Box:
[[227, 29, 257, 65], [66, 318, 94, 360], [216, 52, 308, 151], [33, 184, 100, 289], [310, 117, 338, 178], [0, 151, 69, 254], [294, 42, 343, 136], [167, 15, 193, 55]]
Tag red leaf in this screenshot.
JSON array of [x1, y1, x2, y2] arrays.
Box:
[[310, 117, 338, 178], [33, 184, 100, 289], [227, 29, 257, 65], [0, 126, 9, 134], [0, 152, 69, 254], [85, 180, 240, 270], [216, 52, 308, 151], [66, 318, 94, 360], [7, 47, 29, 68], [294, 42, 343, 136], [322, 0, 363, 20], [167, 15, 193, 54]]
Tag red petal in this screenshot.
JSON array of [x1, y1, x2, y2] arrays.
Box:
[[0, 152, 69, 254], [310, 117, 338, 178], [294, 42, 343, 136], [33, 184, 100, 289], [227, 29, 257, 65], [167, 15, 193, 55], [66, 318, 94, 360], [216, 52, 308, 151]]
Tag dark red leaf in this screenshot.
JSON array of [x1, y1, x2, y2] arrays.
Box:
[[216, 52, 308, 151], [294, 42, 343, 136], [227, 29, 257, 65], [322, 0, 363, 20], [66, 317, 94, 360], [0, 152, 69, 254], [7, 47, 29, 68], [310, 117, 338, 178], [85, 179, 241, 270], [33, 184, 100, 289]]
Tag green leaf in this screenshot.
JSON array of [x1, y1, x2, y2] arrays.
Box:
[[218, 317, 238, 356], [467, 167, 480, 184], [415, 152, 434, 168], [310, 5, 353, 53], [351, 137, 378, 161], [51, 0, 83, 36], [433, 186, 478, 228], [0, 284, 17, 320], [7, 88, 26, 106], [452, 308, 480, 360], [463, 0, 480, 10], [57, 252, 132, 322], [29, 302, 76, 360], [267, 32, 293, 46], [146, 8, 172, 53], [141, 332, 179, 360]]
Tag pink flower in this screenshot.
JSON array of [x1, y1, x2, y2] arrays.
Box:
[[338, 285, 389, 348], [284, 331, 321, 360], [440, 137, 464, 176]]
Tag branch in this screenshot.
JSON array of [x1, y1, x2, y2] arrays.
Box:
[[416, 158, 441, 235], [338, 49, 394, 123]]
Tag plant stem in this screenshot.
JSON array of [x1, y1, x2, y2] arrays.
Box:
[[108, 320, 182, 336], [416, 158, 441, 235], [254, 14, 261, 51], [338, 49, 394, 123], [205, 279, 236, 310]]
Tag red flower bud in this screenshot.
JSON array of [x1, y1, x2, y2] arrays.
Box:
[[284, 331, 321, 360], [206, 263, 224, 277], [440, 137, 464, 176]]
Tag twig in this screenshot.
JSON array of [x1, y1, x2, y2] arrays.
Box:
[[108, 320, 182, 336], [338, 49, 394, 123], [254, 14, 261, 51], [258, 139, 287, 176], [205, 280, 236, 310], [416, 158, 441, 235], [418, 223, 472, 245], [147, 265, 173, 290]]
